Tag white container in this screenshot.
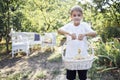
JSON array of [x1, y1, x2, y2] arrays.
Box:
[[62, 42, 95, 70]]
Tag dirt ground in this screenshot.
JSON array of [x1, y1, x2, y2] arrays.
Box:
[[0, 47, 120, 80], [0, 47, 66, 80]]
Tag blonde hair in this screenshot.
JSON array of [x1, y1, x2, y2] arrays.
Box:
[[70, 5, 83, 15]]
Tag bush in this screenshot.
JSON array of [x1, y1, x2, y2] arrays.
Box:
[[101, 26, 120, 42], [94, 38, 120, 70]]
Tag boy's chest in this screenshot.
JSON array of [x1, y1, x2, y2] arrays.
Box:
[[68, 26, 86, 34]]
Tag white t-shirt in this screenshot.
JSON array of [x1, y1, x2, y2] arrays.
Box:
[[60, 21, 95, 59]]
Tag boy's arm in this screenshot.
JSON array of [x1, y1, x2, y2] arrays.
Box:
[[58, 29, 77, 40], [58, 29, 71, 36], [84, 23, 97, 37], [78, 32, 97, 40], [85, 32, 97, 37]]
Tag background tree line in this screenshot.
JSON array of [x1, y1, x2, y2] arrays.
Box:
[[0, 0, 120, 52]]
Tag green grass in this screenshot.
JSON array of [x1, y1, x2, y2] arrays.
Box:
[[47, 52, 62, 62], [52, 70, 60, 75], [0, 44, 7, 53], [0, 43, 11, 53], [36, 71, 47, 79], [0, 44, 11, 61], [1, 72, 26, 80]]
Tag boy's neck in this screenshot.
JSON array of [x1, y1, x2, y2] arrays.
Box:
[[74, 22, 80, 26]]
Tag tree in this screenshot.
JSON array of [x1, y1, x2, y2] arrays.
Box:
[[0, 0, 26, 52], [0, 0, 11, 52], [91, 0, 120, 41]]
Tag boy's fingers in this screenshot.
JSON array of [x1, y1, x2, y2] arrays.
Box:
[[78, 34, 84, 40], [71, 33, 76, 40]]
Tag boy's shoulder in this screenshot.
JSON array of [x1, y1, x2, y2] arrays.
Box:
[[81, 22, 89, 26], [81, 22, 91, 29], [64, 22, 73, 27], [63, 21, 89, 27]]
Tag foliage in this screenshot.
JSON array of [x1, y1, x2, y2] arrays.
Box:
[[92, 0, 120, 41], [101, 26, 120, 42], [94, 38, 120, 71], [1, 0, 119, 45], [0, 0, 26, 51], [0, 1, 120, 78]]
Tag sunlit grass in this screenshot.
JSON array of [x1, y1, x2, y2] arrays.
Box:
[[0, 44, 7, 53], [36, 70, 47, 79], [0, 43, 11, 60], [0, 72, 30, 80], [0, 43, 11, 53], [47, 52, 62, 62]]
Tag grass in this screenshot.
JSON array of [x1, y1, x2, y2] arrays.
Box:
[[52, 70, 60, 75], [0, 66, 32, 80], [51, 69, 61, 79], [36, 70, 47, 79], [47, 52, 62, 62], [0, 43, 11, 53], [0, 41, 120, 80], [1, 72, 29, 80], [0, 44, 11, 61]]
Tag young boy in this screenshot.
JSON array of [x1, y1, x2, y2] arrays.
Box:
[[58, 5, 96, 80]]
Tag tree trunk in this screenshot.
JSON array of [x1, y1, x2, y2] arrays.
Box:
[[5, 36, 9, 53], [6, 1, 10, 53]]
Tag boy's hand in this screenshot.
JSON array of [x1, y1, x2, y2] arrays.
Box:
[[78, 34, 85, 40], [70, 33, 77, 40]]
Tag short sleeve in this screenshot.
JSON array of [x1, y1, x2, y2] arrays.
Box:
[[59, 24, 69, 32], [84, 22, 96, 33]]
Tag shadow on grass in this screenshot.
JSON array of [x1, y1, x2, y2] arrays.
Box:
[[27, 48, 53, 69], [0, 56, 21, 69], [0, 46, 63, 80], [47, 50, 62, 61], [26, 47, 63, 79], [0, 51, 24, 69]]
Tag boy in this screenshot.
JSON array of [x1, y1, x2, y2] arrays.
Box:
[[58, 5, 96, 80]]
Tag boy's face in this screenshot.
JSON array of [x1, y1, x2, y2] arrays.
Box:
[[71, 11, 83, 25]]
